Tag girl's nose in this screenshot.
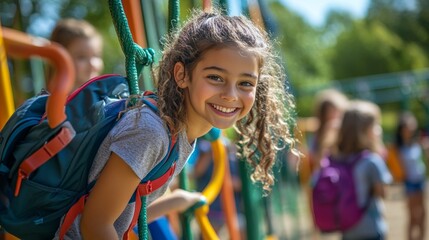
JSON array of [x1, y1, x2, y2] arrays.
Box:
[[221, 86, 238, 102]]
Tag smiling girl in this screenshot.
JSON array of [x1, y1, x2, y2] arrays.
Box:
[[56, 9, 297, 240]]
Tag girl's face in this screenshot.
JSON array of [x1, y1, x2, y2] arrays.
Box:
[[366, 121, 382, 147], [369, 123, 383, 140], [67, 37, 104, 88], [325, 105, 341, 122], [176, 46, 258, 134], [401, 122, 417, 142]]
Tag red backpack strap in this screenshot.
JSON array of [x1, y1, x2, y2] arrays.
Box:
[[58, 162, 177, 240], [58, 194, 88, 240], [14, 124, 75, 197], [123, 134, 177, 240], [59, 131, 177, 240], [60, 91, 176, 239], [122, 188, 143, 240]]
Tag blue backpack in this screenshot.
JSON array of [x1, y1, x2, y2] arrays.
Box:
[[0, 74, 178, 240], [311, 151, 370, 232]]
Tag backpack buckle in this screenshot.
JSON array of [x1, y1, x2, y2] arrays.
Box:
[[14, 169, 28, 196], [145, 181, 153, 193], [169, 163, 176, 176]]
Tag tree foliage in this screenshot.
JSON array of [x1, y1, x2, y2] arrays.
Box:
[[269, 2, 331, 87], [367, 0, 429, 56], [272, 0, 429, 117], [329, 20, 428, 79], [327, 0, 429, 80], [269, 2, 332, 115]]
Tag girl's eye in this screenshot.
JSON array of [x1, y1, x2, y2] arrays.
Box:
[[207, 75, 222, 82], [239, 81, 256, 87]]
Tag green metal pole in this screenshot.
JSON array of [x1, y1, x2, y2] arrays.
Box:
[[140, 0, 160, 91], [239, 159, 264, 240], [218, 0, 228, 14], [179, 169, 193, 240], [166, 1, 193, 238]]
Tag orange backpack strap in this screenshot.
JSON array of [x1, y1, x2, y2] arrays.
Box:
[[59, 194, 88, 239], [59, 91, 177, 240], [123, 133, 178, 240], [14, 124, 75, 196], [59, 149, 178, 240]]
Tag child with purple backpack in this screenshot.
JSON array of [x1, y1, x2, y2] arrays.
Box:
[[311, 100, 392, 240]]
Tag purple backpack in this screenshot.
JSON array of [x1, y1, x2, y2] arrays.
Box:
[[311, 151, 369, 232]]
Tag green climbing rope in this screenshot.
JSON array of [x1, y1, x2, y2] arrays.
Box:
[[168, 0, 180, 32], [108, 0, 155, 97], [107, 1, 157, 240], [139, 196, 149, 240]]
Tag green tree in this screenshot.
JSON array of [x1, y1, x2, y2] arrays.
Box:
[[367, 0, 429, 57], [269, 1, 331, 116], [328, 20, 429, 80]]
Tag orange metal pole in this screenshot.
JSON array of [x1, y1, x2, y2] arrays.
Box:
[[202, 0, 212, 12], [122, 0, 147, 48], [220, 157, 242, 240], [2, 27, 75, 128], [0, 26, 15, 129], [247, 0, 265, 30]]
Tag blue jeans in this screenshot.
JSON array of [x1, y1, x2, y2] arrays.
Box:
[[342, 233, 384, 240]]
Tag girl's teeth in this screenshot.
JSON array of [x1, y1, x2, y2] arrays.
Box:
[[212, 104, 236, 113]]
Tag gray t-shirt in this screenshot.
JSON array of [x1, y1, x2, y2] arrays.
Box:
[[342, 152, 392, 239], [54, 106, 195, 239]]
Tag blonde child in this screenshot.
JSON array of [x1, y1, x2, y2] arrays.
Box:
[[55, 9, 297, 239], [50, 18, 104, 89]]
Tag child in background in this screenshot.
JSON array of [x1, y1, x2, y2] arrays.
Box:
[[305, 89, 348, 239], [55, 9, 297, 239], [309, 89, 348, 172], [334, 100, 392, 240], [50, 18, 104, 89], [395, 112, 427, 240]]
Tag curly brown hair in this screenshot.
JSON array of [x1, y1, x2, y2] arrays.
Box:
[[154, 9, 297, 192]]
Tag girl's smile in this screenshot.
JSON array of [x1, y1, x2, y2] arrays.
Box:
[[210, 103, 239, 115]]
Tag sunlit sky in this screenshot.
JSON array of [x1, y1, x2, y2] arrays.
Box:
[[281, 0, 370, 26]]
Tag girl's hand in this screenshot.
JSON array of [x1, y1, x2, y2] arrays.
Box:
[[168, 189, 206, 213], [147, 189, 206, 222]]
